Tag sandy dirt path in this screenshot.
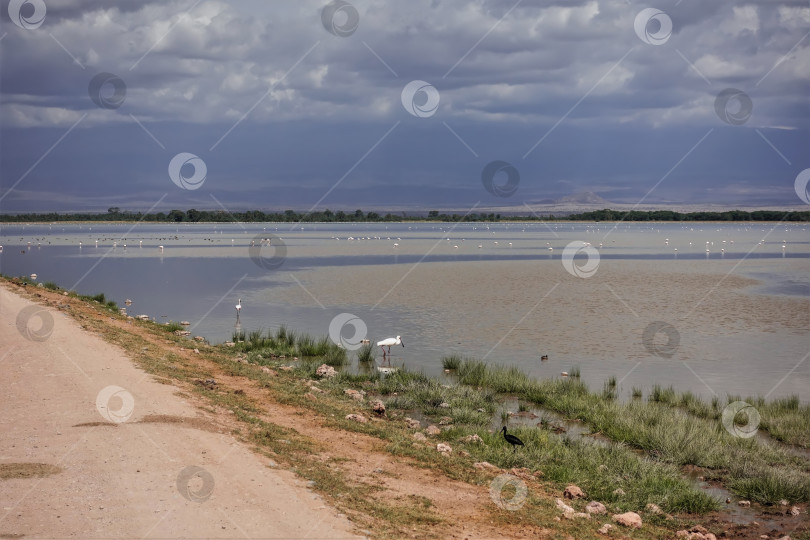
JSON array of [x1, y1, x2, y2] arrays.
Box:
[[0, 285, 360, 539]]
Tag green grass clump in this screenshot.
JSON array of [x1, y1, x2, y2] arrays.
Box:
[[322, 347, 348, 367], [570, 366, 581, 378], [357, 344, 375, 363], [232, 325, 346, 364], [43, 281, 60, 291], [442, 354, 462, 370], [164, 321, 184, 333]]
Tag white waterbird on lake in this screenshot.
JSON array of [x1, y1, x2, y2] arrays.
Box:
[[377, 336, 404, 363]]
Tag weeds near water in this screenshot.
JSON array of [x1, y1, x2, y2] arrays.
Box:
[[569, 366, 581, 378], [442, 354, 462, 370], [450, 358, 810, 505], [651, 389, 810, 449], [357, 344, 375, 364], [164, 321, 184, 333], [232, 325, 347, 365]]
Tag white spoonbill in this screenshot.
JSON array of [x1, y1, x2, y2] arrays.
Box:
[[377, 336, 404, 362], [235, 298, 242, 318]]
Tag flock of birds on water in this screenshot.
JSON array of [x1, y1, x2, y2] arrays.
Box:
[[1, 232, 798, 256]]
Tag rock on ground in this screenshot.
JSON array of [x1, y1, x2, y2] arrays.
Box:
[[345, 413, 367, 423], [597, 524, 612, 535], [555, 498, 575, 515], [585, 501, 607, 515], [564, 485, 585, 499], [316, 364, 337, 378], [436, 443, 452, 454], [370, 399, 385, 415], [645, 503, 663, 514], [613, 511, 642, 529], [675, 526, 718, 540], [344, 389, 364, 401], [425, 425, 441, 436]]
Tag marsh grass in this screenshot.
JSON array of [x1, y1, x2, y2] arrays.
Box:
[[233, 326, 347, 364], [356, 343, 375, 363], [452, 359, 810, 504], [465, 426, 719, 514], [442, 354, 462, 370], [164, 321, 184, 333], [651, 387, 810, 449]]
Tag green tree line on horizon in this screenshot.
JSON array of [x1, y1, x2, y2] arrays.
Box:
[[0, 207, 808, 223]]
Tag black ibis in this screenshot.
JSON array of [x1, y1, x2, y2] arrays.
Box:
[[501, 426, 524, 451]]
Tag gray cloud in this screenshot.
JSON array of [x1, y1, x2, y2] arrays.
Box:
[[1, 0, 808, 211]]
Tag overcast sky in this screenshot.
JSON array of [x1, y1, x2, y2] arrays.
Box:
[[1, 0, 808, 213]]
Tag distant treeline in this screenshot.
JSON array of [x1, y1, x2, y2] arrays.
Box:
[[566, 209, 810, 222], [0, 207, 808, 223]]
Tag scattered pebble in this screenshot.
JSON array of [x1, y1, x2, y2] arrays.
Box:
[[597, 523, 612, 534]]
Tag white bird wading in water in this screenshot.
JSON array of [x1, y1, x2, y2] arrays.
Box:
[[376, 336, 404, 364], [235, 298, 242, 322]]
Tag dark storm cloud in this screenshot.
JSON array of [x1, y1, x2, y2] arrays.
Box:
[[1, 0, 808, 211]]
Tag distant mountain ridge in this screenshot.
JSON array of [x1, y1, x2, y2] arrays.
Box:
[[554, 191, 612, 205]]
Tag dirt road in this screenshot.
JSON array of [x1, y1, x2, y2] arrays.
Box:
[[0, 285, 359, 538]]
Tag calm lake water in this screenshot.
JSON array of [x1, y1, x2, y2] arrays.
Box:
[[2, 221, 808, 402]]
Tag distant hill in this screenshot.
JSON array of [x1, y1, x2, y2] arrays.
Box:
[[555, 191, 612, 205]]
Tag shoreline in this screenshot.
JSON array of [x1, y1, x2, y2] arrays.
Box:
[[2, 218, 810, 225], [3, 276, 808, 539]]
